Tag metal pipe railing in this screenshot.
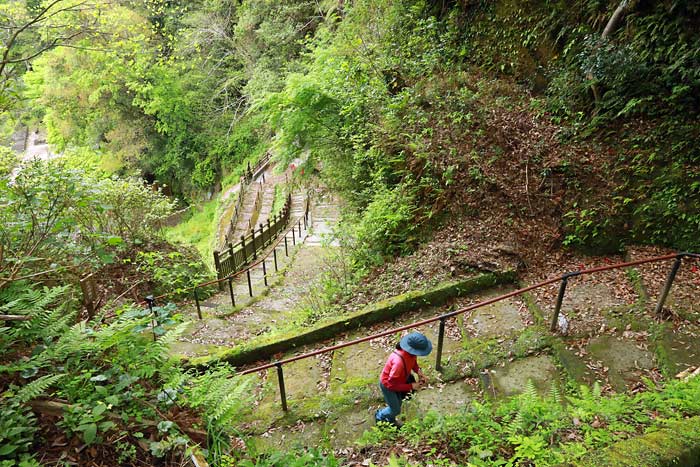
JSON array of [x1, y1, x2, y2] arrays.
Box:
[[240, 252, 697, 411]]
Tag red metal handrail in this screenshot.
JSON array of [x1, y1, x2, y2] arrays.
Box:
[[237, 252, 698, 411], [240, 275, 561, 375]]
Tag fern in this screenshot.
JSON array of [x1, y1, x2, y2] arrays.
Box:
[[187, 367, 254, 428], [0, 285, 72, 347], [158, 322, 189, 347], [523, 380, 538, 401], [549, 384, 562, 405], [15, 373, 65, 403]]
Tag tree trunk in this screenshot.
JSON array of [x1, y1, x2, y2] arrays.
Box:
[[602, 0, 630, 39], [589, 0, 633, 107]]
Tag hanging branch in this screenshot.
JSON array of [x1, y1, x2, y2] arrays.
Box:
[[0, 0, 99, 79]]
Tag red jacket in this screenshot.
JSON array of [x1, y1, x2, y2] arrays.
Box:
[[380, 349, 419, 392]]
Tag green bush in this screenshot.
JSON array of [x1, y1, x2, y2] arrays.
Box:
[[0, 399, 38, 464], [348, 184, 417, 267], [359, 377, 700, 466], [134, 248, 215, 300]]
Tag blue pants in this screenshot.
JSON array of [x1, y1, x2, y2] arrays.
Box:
[[375, 381, 402, 423]]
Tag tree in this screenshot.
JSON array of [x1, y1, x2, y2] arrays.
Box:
[[0, 0, 110, 107], [0, 158, 175, 290]]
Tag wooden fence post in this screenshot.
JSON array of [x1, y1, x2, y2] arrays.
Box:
[[229, 243, 236, 272], [213, 251, 224, 291]]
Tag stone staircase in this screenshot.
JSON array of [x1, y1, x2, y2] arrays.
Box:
[[175, 189, 341, 357], [173, 170, 700, 458], [228, 264, 699, 455]]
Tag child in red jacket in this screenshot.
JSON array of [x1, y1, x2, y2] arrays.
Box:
[[375, 332, 432, 427]]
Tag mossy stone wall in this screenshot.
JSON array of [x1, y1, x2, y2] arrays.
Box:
[[571, 416, 700, 467], [188, 270, 516, 369]]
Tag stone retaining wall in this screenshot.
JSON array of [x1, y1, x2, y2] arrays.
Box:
[[187, 270, 516, 368]]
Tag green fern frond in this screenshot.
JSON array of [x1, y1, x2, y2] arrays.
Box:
[[158, 322, 189, 346], [549, 384, 562, 405], [15, 373, 65, 403], [524, 380, 538, 400]]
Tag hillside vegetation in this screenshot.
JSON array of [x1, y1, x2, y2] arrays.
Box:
[[1, 0, 699, 466]]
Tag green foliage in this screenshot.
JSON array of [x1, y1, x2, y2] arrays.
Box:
[[135, 249, 215, 300], [0, 158, 177, 290], [59, 401, 116, 445], [232, 448, 339, 467], [0, 398, 37, 463], [360, 377, 700, 467], [182, 366, 255, 464], [164, 197, 219, 263], [349, 184, 418, 266], [0, 272, 219, 462]]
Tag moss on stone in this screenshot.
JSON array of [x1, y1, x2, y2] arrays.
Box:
[[521, 291, 546, 325], [184, 271, 516, 369], [549, 339, 592, 387], [573, 416, 700, 467]]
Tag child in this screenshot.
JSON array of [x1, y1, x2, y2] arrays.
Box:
[[375, 332, 432, 427]]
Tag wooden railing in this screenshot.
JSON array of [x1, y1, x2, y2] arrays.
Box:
[[221, 153, 271, 247], [144, 207, 311, 319], [214, 193, 308, 286]]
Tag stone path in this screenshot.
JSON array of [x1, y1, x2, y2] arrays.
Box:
[[217, 164, 283, 250], [168, 159, 700, 457], [228, 260, 700, 455], [174, 188, 341, 357]]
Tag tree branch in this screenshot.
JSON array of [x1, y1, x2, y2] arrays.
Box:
[[0, 0, 97, 75]]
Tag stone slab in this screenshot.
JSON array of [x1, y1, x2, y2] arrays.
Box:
[[269, 355, 327, 401], [410, 380, 476, 415], [660, 330, 700, 375], [490, 354, 560, 397], [587, 336, 655, 392], [330, 341, 384, 392]]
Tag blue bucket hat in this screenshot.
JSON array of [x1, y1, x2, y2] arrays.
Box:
[[400, 332, 433, 356]]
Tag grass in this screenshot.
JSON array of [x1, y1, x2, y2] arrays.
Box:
[[165, 196, 219, 267]]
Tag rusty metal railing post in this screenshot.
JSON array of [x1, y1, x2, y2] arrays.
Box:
[[655, 255, 683, 317], [228, 276, 235, 307], [246, 269, 253, 297], [273, 248, 278, 272], [284, 236, 289, 256], [262, 259, 268, 286], [291, 225, 296, 245], [145, 295, 157, 342], [194, 287, 202, 320], [550, 273, 578, 332], [276, 363, 288, 411], [435, 316, 446, 371], [298, 219, 302, 237]]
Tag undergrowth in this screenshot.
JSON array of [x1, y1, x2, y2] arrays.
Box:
[[358, 377, 700, 466], [165, 197, 219, 266]]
